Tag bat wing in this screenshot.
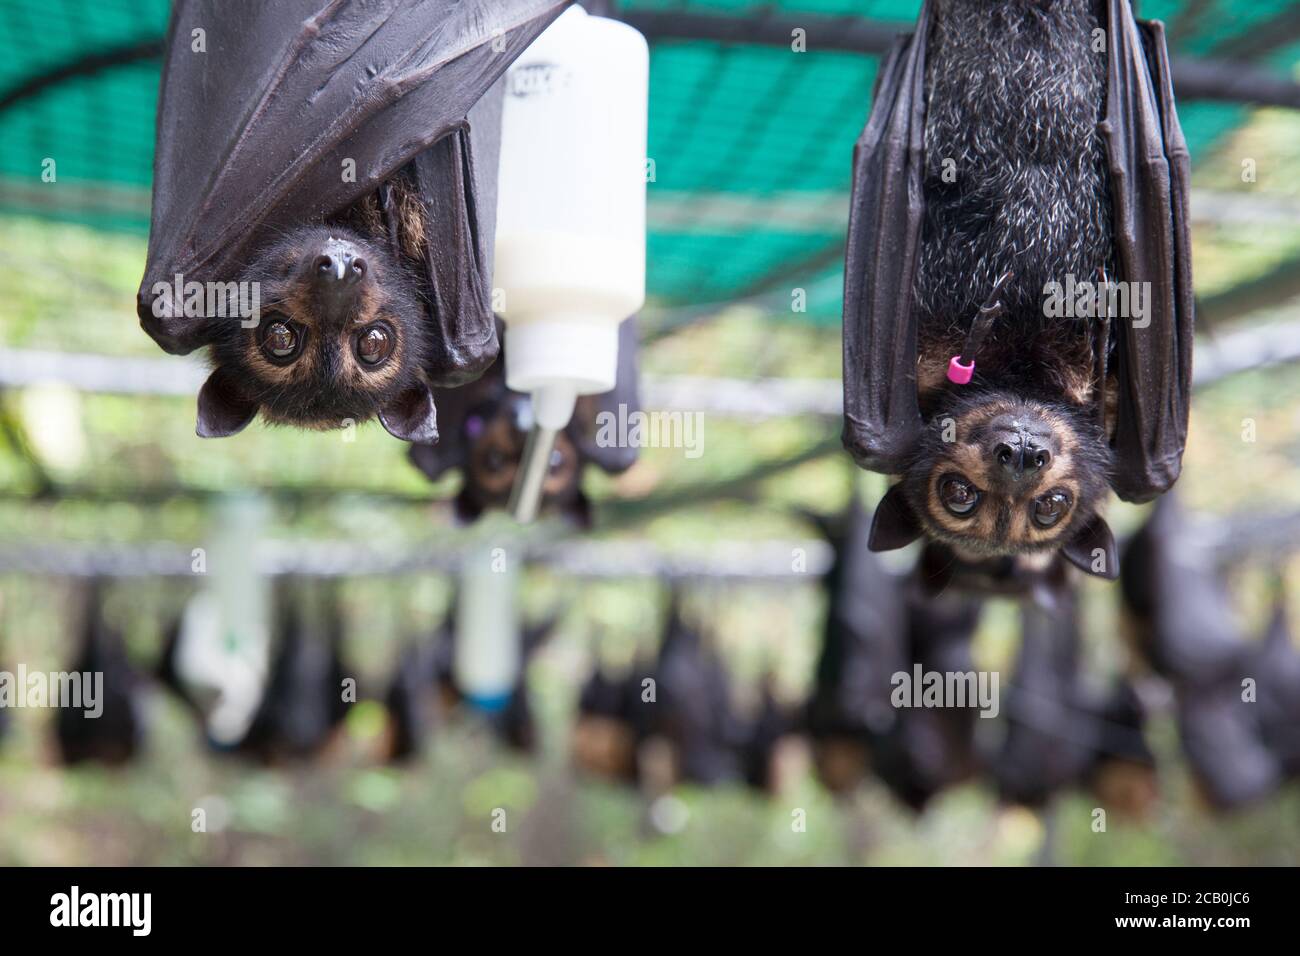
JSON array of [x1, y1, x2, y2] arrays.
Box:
[[840, 4, 931, 475], [569, 315, 641, 474], [137, 0, 567, 356], [1101, 3, 1195, 502]]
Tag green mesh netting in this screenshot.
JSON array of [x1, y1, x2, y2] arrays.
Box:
[[0, 0, 1296, 320]]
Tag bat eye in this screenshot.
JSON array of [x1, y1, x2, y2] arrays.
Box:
[[484, 448, 509, 472], [939, 475, 981, 517], [1032, 491, 1071, 528], [355, 323, 394, 366], [260, 319, 303, 364], [548, 449, 565, 473]]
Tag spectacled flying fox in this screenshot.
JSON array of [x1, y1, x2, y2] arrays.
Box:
[[134, 1, 569, 441], [841, 0, 1193, 581]]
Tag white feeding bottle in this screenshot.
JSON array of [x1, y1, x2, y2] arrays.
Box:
[[453, 550, 521, 713], [494, 4, 649, 520]]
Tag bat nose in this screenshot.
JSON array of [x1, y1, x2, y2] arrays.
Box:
[[992, 435, 1051, 479], [311, 241, 367, 287]]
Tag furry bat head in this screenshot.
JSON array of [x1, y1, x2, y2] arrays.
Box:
[[455, 392, 589, 525], [196, 223, 437, 442], [407, 356, 594, 526], [871, 389, 1118, 578]]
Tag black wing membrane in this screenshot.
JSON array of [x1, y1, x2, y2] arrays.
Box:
[[1101, 4, 1194, 502], [138, 0, 568, 362], [840, 2, 931, 475], [406, 82, 507, 386]]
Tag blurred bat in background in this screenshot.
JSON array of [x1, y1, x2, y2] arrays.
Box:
[[56, 579, 144, 766], [408, 317, 640, 525], [136, 0, 569, 440], [844, 0, 1192, 582]]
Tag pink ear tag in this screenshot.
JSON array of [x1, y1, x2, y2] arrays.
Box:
[[947, 355, 975, 385]]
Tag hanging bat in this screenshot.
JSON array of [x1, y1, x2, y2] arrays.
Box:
[[844, 0, 1192, 581], [642, 589, 746, 787], [805, 496, 910, 794], [383, 598, 560, 760], [408, 317, 640, 524], [1119, 494, 1246, 683], [56, 579, 144, 766], [572, 662, 649, 783], [995, 594, 1156, 814], [872, 588, 984, 810], [136, 0, 568, 440], [238, 580, 350, 764], [1120, 501, 1281, 807]]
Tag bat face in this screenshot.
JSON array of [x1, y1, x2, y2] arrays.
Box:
[[455, 394, 589, 524], [870, 390, 1118, 579], [196, 224, 437, 442]]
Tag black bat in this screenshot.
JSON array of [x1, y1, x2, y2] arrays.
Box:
[[136, 0, 568, 440], [55, 580, 144, 766], [805, 496, 909, 794], [739, 677, 799, 794], [408, 317, 640, 525], [1254, 585, 1300, 780], [844, 0, 1192, 581], [643, 589, 746, 787], [873, 589, 984, 811], [805, 496, 982, 807], [1119, 494, 1246, 683], [384, 599, 559, 760], [382, 636, 444, 763], [573, 662, 649, 783], [995, 594, 1156, 814], [238, 580, 350, 764]]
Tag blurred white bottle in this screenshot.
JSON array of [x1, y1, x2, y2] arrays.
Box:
[[453, 549, 521, 711], [494, 4, 649, 432]]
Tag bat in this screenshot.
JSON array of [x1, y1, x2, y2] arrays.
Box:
[[1252, 583, 1300, 781], [642, 589, 746, 787], [843, 0, 1193, 581], [573, 663, 648, 783], [384, 598, 560, 760], [408, 317, 641, 525], [1083, 679, 1158, 819], [136, 0, 568, 440], [738, 678, 801, 794], [806, 496, 982, 807], [1119, 495, 1246, 683], [238, 580, 350, 764], [56, 580, 144, 766], [995, 594, 1156, 814], [805, 496, 909, 793], [382, 636, 444, 763], [1121, 502, 1286, 808], [873, 588, 984, 810]]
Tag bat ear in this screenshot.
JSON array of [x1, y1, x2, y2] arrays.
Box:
[[379, 385, 438, 444], [869, 484, 923, 552], [1061, 515, 1119, 580], [197, 367, 258, 438]]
